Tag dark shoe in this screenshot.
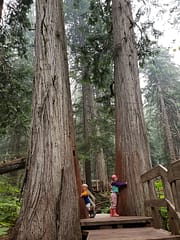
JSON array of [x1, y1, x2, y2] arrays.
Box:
[[89, 210, 96, 218]]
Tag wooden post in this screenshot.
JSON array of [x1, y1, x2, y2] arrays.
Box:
[[142, 182, 150, 216], [168, 160, 180, 212], [166, 199, 180, 235], [159, 165, 174, 204]]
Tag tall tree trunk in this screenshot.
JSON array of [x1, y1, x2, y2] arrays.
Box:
[[96, 148, 108, 191], [157, 81, 176, 163], [13, 1, 82, 239], [70, 113, 89, 218], [72, 142, 89, 219], [82, 82, 95, 189], [112, 0, 152, 216]]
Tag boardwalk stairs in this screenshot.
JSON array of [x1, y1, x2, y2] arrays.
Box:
[[81, 214, 180, 240]]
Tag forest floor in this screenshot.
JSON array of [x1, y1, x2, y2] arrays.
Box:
[[0, 235, 9, 240], [0, 191, 110, 240]]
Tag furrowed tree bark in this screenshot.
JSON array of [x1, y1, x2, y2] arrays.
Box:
[[112, 0, 152, 216], [0, 158, 26, 174], [12, 1, 82, 239]]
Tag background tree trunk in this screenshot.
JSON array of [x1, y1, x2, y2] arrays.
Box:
[[82, 82, 95, 189], [13, 1, 82, 239], [70, 114, 89, 218], [157, 81, 176, 163], [96, 148, 108, 191], [112, 0, 152, 216]]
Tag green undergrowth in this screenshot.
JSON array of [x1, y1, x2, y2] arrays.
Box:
[[155, 180, 164, 199], [0, 176, 21, 236], [155, 180, 169, 230], [94, 191, 110, 213]]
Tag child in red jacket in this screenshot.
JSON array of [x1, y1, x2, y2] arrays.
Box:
[[110, 174, 127, 217]]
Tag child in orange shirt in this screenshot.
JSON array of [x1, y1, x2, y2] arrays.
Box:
[[81, 184, 96, 218]]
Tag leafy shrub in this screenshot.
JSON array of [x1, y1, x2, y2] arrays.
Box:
[[160, 207, 169, 230], [155, 180, 168, 230], [155, 180, 164, 199], [0, 177, 21, 236], [0, 226, 9, 236]]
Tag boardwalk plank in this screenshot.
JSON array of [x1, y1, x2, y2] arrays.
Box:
[[87, 227, 180, 240], [81, 215, 152, 228]]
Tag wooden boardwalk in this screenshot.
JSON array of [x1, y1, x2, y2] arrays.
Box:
[[81, 214, 180, 240], [81, 215, 152, 229], [87, 228, 180, 240]]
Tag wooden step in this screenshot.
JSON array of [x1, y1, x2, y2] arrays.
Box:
[[86, 227, 180, 240], [81, 214, 152, 230]]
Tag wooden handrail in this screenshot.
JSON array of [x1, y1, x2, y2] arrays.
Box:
[[141, 164, 168, 183], [144, 199, 166, 208], [141, 160, 180, 235], [168, 160, 180, 183], [141, 164, 173, 204]]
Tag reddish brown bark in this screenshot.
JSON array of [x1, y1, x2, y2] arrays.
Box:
[[112, 0, 152, 216], [11, 0, 82, 239]]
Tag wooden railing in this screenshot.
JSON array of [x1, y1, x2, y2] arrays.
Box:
[[141, 160, 180, 235]]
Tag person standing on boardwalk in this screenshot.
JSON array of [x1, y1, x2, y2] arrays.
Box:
[[110, 175, 127, 217], [81, 183, 96, 218]]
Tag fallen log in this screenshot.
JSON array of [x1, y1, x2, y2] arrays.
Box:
[[0, 157, 26, 174]]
